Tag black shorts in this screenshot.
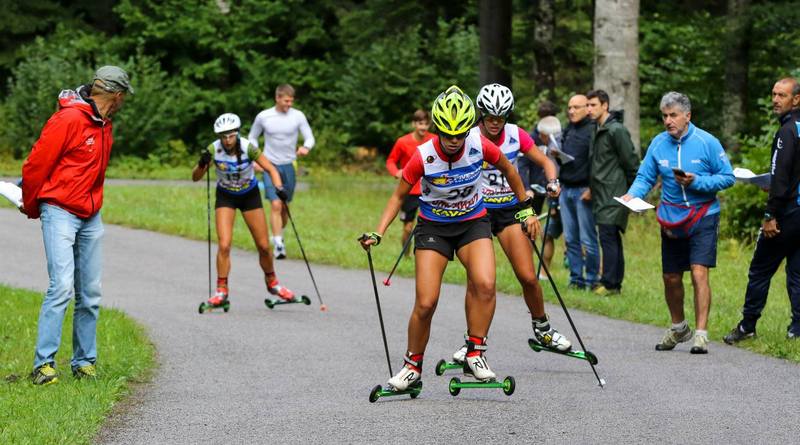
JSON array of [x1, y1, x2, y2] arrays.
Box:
[[486, 206, 519, 236], [215, 186, 263, 212], [399, 195, 420, 223], [414, 215, 492, 261]]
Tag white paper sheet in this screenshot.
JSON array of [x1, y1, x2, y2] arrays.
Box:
[[0, 181, 22, 208], [733, 167, 771, 189], [614, 196, 654, 212]]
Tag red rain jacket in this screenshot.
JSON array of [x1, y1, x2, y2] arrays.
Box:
[[22, 86, 113, 219]]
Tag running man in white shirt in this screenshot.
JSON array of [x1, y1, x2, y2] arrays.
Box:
[[248, 84, 316, 259]]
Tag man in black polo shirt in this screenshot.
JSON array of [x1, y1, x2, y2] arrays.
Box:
[[725, 77, 800, 343]]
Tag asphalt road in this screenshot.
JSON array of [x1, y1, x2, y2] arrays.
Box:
[[1, 208, 798, 444]]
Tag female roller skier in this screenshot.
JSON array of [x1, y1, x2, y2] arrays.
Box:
[[359, 86, 539, 391], [451, 83, 572, 364], [193, 113, 296, 308]]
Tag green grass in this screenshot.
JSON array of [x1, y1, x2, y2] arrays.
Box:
[[0, 285, 156, 444], [97, 173, 800, 362]]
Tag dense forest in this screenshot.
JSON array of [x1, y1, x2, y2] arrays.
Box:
[[1, 0, 798, 236]]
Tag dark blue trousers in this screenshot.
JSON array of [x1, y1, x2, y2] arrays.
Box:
[[740, 207, 800, 333]]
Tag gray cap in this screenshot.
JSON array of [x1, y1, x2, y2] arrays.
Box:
[[93, 65, 134, 94]]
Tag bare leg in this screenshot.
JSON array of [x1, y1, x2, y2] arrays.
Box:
[[457, 238, 497, 337], [407, 249, 449, 353], [690, 265, 711, 331], [663, 272, 685, 324], [269, 200, 283, 238], [241, 207, 275, 281], [401, 221, 414, 256], [496, 223, 544, 318], [215, 208, 236, 279], [543, 236, 555, 271]]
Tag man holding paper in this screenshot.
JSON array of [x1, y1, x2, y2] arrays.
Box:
[[622, 91, 734, 354], [724, 77, 800, 343]]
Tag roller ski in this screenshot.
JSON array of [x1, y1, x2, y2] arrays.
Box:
[[527, 316, 597, 364], [369, 354, 424, 403], [446, 336, 515, 397], [435, 344, 467, 376], [198, 290, 230, 314], [263, 280, 310, 309]]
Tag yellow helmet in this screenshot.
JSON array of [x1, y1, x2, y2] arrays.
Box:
[[431, 85, 476, 136]]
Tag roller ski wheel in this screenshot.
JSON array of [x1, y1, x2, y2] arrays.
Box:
[[368, 381, 422, 403], [448, 376, 514, 397], [198, 300, 230, 314], [434, 359, 463, 376], [264, 295, 311, 309], [528, 338, 598, 365]]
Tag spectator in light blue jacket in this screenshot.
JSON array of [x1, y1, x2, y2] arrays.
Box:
[[622, 91, 734, 355]]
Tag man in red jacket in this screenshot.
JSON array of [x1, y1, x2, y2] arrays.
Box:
[[385, 109, 433, 251], [22, 66, 133, 385]]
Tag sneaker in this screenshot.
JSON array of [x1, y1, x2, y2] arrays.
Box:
[[273, 242, 286, 259], [655, 325, 693, 351], [533, 325, 572, 352], [268, 280, 295, 301], [31, 363, 59, 386], [787, 329, 799, 340], [723, 324, 756, 345], [452, 345, 467, 364], [592, 285, 621, 296], [73, 364, 97, 379], [690, 335, 709, 354]]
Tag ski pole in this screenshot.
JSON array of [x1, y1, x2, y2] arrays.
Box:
[[529, 236, 606, 388], [206, 166, 212, 299], [536, 205, 552, 278], [360, 237, 394, 377], [383, 225, 415, 286], [284, 201, 328, 312]]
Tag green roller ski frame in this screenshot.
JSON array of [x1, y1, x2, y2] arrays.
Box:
[[198, 300, 230, 314], [369, 381, 422, 403], [528, 338, 598, 365], [264, 295, 311, 309], [434, 359, 463, 376], [448, 376, 515, 397]]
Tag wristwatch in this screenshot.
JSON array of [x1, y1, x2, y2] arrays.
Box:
[[764, 212, 775, 222]]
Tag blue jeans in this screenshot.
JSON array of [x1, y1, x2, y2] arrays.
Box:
[[34, 203, 104, 371], [559, 186, 599, 287]]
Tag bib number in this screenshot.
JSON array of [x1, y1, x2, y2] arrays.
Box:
[[447, 185, 474, 200]]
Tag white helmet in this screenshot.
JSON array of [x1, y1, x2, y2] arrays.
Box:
[[476, 83, 514, 118], [214, 113, 241, 134]]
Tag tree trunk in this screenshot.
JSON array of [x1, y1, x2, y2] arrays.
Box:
[[593, 0, 640, 154], [479, 0, 512, 88], [531, 0, 556, 98], [721, 0, 751, 151]]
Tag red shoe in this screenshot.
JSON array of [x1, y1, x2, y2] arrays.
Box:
[[207, 288, 228, 306], [268, 280, 295, 301]]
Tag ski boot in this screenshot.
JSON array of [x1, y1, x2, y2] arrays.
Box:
[[435, 344, 466, 376], [264, 279, 310, 309], [448, 336, 515, 397], [528, 315, 597, 364], [198, 288, 230, 314], [369, 353, 423, 403]]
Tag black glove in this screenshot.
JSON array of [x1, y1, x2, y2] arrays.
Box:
[[198, 151, 212, 168], [275, 186, 289, 202]]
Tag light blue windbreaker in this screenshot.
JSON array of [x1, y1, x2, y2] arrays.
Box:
[[627, 122, 735, 215]]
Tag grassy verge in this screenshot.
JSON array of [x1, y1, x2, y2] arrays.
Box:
[[96, 173, 800, 362], [0, 284, 156, 444]]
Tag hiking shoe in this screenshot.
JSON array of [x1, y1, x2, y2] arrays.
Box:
[[31, 363, 59, 386], [655, 325, 693, 351], [592, 285, 621, 297], [73, 364, 97, 379], [723, 324, 756, 345], [788, 330, 799, 340], [690, 335, 709, 354]]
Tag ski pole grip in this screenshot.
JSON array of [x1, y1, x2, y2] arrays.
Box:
[[358, 232, 382, 245]]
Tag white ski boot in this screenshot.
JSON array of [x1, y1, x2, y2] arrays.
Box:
[[533, 315, 572, 352], [463, 336, 496, 381], [387, 353, 422, 391], [452, 344, 467, 364]]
